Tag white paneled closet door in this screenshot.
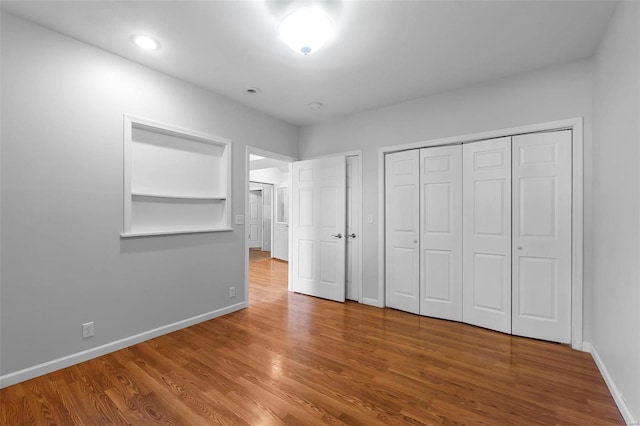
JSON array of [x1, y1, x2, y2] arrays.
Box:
[[419, 145, 463, 321], [512, 130, 572, 343], [385, 150, 420, 314], [462, 137, 512, 334]]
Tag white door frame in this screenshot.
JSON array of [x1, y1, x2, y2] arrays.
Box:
[[245, 146, 296, 304], [377, 117, 584, 350], [304, 151, 363, 303]]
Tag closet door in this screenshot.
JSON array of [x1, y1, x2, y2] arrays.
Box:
[[419, 145, 462, 321], [512, 130, 572, 343], [385, 150, 420, 314], [463, 137, 512, 333]]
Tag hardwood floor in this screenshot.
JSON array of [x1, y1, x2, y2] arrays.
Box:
[[1, 250, 623, 425]]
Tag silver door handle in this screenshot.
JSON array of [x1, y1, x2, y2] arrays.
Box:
[[516, 245, 523, 250], [331, 233, 343, 239], [346, 233, 356, 239]]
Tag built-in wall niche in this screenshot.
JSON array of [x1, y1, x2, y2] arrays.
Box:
[[121, 115, 232, 237]]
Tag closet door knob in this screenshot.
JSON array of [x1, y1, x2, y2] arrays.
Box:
[[516, 245, 523, 250], [331, 233, 343, 239]]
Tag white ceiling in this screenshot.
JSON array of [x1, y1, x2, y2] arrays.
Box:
[[2, 0, 616, 126]]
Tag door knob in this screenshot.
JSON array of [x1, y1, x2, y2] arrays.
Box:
[[413, 240, 418, 244], [347, 233, 357, 239], [517, 245, 523, 250], [331, 233, 343, 239]]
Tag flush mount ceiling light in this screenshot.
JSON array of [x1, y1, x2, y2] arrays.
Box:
[[130, 34, 160, 50], [279, 8, 333, 55]]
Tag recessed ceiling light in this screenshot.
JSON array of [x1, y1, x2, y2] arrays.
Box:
[[130, 34, 160, 50], [309, 102, 324, 110], [245, 87, 262, 95], [279, 8, 333, 55]]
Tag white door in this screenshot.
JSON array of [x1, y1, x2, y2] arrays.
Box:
[[346, 156, 361, 302], [262, 184, 273, 252], [273, 184, 289, 261], [248, 189, 262, 249], [291, 156, 346, 302], [385, 150, 420, 314], [512, 130, 572, 343], [463, 137, 512, 333], [420, 145, 463, 321]]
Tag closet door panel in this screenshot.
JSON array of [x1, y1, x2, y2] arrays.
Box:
[[420, 145, 462, 321], [385, 150, 420, 314], [463, 137, 512, 333], [512, 130, 572, 343]]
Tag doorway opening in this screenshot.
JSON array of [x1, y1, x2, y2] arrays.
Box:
[[245, 147, 295, 305]]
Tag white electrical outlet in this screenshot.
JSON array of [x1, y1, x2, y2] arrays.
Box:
[[229, 286, 236, 298], [82, 322, 94, 339]]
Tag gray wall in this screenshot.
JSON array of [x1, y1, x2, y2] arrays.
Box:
[[592, 1, 640, 422], [0, 14, 298, 376], [299, 58, 594, 326]]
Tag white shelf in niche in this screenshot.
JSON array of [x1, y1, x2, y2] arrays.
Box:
[[121, 228, 234, 238], [122, 115, 232, 237], [131, 192, 227, 201]]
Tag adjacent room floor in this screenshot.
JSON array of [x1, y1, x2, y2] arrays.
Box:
[[0, 251, 624, 425]]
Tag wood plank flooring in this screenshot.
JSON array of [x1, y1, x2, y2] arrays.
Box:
[[1, 249, 624, 425]]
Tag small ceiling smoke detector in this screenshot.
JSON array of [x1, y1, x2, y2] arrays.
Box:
[[309, 102, 324, 110], [130, 34, 160, 50], [245, 87, 262, 95]]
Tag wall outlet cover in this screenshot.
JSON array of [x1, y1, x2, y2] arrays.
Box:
[[82, 322, 94, 339]]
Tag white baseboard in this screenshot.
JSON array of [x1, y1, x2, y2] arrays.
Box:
[[583, 341, 638, 425], [0, 301, 247, 389], [362, 297, 384, 308]]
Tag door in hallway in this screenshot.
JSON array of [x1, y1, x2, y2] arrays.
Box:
[[248, 189, 263, 249]]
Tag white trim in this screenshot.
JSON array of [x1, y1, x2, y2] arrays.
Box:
[[0, 302, 247, 389], [584, 342, 638, 425], [571, 120, 584, 350], [378, 117, 584, 350], [304, 150, 362, 160], [245, 147, 297, 302], [355, 152, 364, 304], [125, 114, 232, 146], [377, 148, 386, 307], [123, 115, 133, 233], [287, 163, 293, 291], [379, 118, 580, 153]]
